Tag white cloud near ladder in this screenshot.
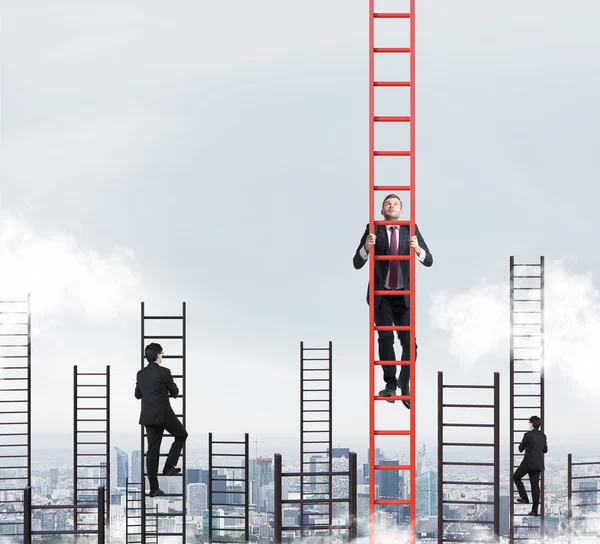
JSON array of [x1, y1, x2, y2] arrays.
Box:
[[428, 259, 600, 396], [0, 213, 142, 322]]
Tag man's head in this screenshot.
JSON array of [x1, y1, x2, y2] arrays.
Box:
[[381, 194, 403, 221], [145, 343, 163, 364], [529, 415, 542, 430]]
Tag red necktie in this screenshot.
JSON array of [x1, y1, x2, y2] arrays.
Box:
[[389, 227, 398, 289]]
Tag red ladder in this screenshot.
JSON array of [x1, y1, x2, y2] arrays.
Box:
[[368, 1, 416, 542]]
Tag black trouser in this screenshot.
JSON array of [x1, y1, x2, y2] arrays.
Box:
[[513, 460, 541, 513], [145, 414, 188, 491], [374, 295, 416, 390]]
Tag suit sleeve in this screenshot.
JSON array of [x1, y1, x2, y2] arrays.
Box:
[[165, 368, 179, 398], [353, 224, 370, 270], [543, 435, 548, 453], [415, 225, 433, 267], [518, 432, 527, 453], [134, 374, 142, 399]]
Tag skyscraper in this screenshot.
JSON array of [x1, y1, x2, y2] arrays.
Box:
[[111, 446, 128, 489], [416, 458, 437, 517], [49, 468, 59, 487], [131, 450, 142, 484]]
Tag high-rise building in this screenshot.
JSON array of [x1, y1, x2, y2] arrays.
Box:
[[376, 459, 400, 500], [416, 458, 437, 517], [187, 468, 201, 485], [49, 468, 59, 487], [111, 446, 128, 489], [577, 479, 599, 514], [131, 450, 142, 484], [256, 458, 273, 487], [188, 483, 207, 516]]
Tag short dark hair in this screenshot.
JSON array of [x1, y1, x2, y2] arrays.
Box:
[[529, 416, 542, 430], [382, 193, 403, 209], [145, 343, 163, 363]]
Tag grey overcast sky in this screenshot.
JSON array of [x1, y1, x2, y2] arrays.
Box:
[[1, 0, 599, 463]]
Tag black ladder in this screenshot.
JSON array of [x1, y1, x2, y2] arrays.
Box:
[[567, 454, 600, 543], [509, 256, 545, 543], [126, 478, 142, 543], [208, 432, 250, 542], [73, 364, 110, 536], [437, 371, 500, 543], [0, 295, 31, 538], [140, 301, 187, 543], [300, 341, 333, 538]]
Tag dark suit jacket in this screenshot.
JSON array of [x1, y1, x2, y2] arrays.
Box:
[[135, 362, 179, 426], [353, 223, 433, 307], [518, 429, 548, 471]]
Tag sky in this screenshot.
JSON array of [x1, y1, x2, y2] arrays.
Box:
[[1, 0, 599, 469]]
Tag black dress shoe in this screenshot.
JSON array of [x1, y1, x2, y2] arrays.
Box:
[[163, 466, 181, 476], [527, 511, 539, 517], [378, 388, 396, 404], [149, 488, 165, 497], [517, 498, 530, 504], [400, 382, 410, 409]]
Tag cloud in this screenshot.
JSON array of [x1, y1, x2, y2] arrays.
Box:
[[0, 213, 141, 322], [428, 259, 600, 396]]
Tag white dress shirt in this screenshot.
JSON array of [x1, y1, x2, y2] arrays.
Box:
[[359, 226, 427, 289]]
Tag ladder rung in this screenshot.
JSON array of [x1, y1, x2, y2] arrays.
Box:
[[374, 116, 410, 122], [443, 404, 493, 408], [374, 150, 410, 156], [374, 394, 410, 402], [442, 424, 494, 428], [373, 13, 410, 19], [373, 185, 411, 192], [374, 81, 410, 87], [374, 430, 410, 436], [374, 47, 410, 54]]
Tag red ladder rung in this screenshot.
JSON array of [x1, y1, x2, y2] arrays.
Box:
[[373, 256, 411, 262], [373, 13, 411, 19], [374, 81, 411, 87], [374, 150, 410, 156], [374, 360, 413, 367], [374, 325, 411, 332], [374, 290, 411, 297], [373, 185, 411, 191], [374, 499, 411, 505], [374, 464, 411, 471], [374, 220, 412, 226], [374, 395, 411, 402], [374, 116, 411, 122], [373, 47, 411, 53], [374, 430, 411, 436]]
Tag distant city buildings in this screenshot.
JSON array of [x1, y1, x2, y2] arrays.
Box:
[[1, 446, 598, 542]]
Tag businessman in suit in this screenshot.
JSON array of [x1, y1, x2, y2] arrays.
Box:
[[135, 342, 188, 497], [513, 415, 548, 516], [353, 193, 433, 409]]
